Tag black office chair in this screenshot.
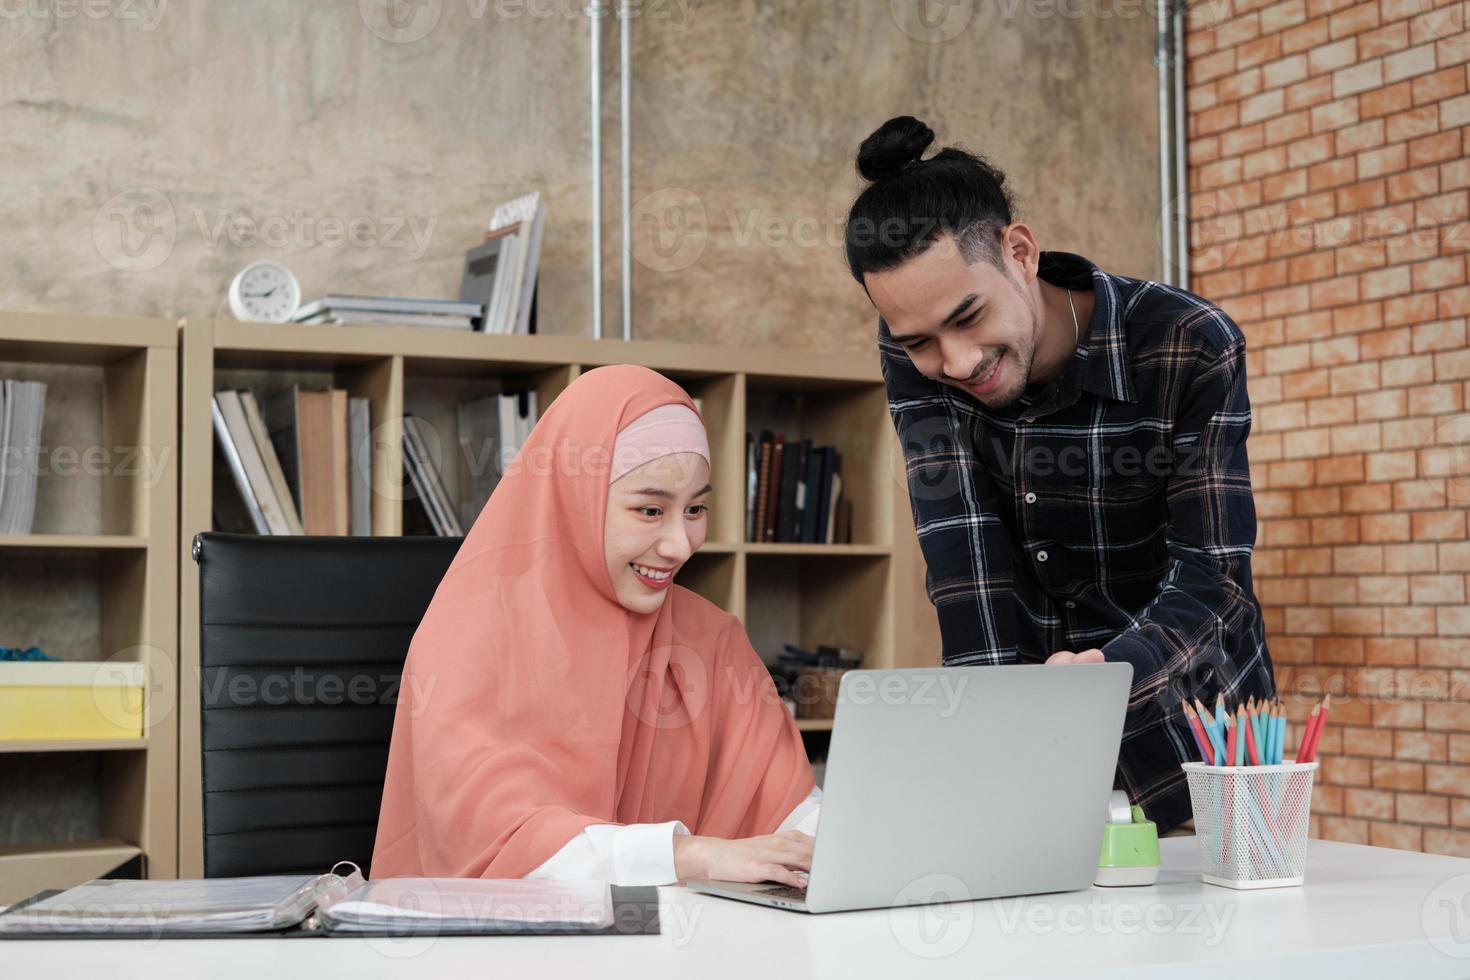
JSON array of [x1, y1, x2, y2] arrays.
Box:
[[193, 532, 462, 878]]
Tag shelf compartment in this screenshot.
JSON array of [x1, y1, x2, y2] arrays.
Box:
[[745, 380, 894, 549], [0, 349, 165, 538], [745, 552, 893, 671], [673, 551, 741, 619], [0, 838, 142, 905], [400, 364, 577, 536]]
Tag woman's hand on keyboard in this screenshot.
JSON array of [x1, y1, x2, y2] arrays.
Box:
[[673, 830, 814, 886]]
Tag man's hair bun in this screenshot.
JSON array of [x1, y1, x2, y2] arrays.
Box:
[[856, 116, 935, 182]]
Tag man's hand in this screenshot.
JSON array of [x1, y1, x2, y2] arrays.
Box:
[[673, 830, 813, 886], [1046, 648, 1106, 664]]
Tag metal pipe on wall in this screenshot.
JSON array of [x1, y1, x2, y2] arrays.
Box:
[[587, 1, 603, 339], [1156, 0, 1172, 285], [1172, 0, 1189, 293], [619, 0, 632, 340]]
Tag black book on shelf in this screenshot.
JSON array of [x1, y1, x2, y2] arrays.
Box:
[[778, 438, 810, 542], [752, 430, 774, 543], [813, 446, 838, 545], [799, 443, 824, 543]]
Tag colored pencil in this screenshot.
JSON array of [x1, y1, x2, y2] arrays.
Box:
[[1276, 704, 1287, 765], [1241, 704, 1261, 766], [1304, 693, 1331, 763], [1183, 701, 1214, 764], [1295, 702, 1321, 764], [1225, 712, 1238, 768]]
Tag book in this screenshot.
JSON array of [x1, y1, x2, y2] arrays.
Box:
[[799, 443, 823, 543], [485, 232, 520, 334], [349, 397, 371, 536], [0, 379, 45, 535], [825, 471, 843, 545], [263, 387, 337, 535], [239, 391, 304, 535], [297, 310, 476, 330], [210, 396, 270, 537], [764, 435, 785, 543], [744, 433, 756, 543], [813, 446, 838, 545], [481, 191, 545, 335], [331, 390, 349, 536], [0, 867, 638, 938], [212, 391, 291, 535], [752, 431, 773, 543], [512, 200, 546, 336], [294, 296, 483, 318], [402, 414, 462, 537], [777, 438, 807, 542]]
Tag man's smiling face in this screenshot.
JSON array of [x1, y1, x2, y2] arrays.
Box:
[[864, 233, 1041, 409]]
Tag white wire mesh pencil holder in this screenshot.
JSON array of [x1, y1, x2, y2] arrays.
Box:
[[1181, 761, 1318, 889]]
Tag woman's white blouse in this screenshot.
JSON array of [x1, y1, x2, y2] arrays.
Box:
[[525, 785, 823, 886]]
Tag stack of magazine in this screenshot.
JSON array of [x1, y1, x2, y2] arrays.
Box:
[[0, 868, 637, 938], [292, 295, 484, 331], [212, 386, 371, 536], [461, 191, 545, 335], [405, 389, 539, 536], [0, 379, 45, 535]]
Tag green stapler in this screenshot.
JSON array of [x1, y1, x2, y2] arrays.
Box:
[[1095, 790, 1160, 887]]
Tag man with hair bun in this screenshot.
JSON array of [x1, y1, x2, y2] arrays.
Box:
[[845, 115, 1274, 833]]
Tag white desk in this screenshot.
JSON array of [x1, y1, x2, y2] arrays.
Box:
[[7, 837, 1470, 978]]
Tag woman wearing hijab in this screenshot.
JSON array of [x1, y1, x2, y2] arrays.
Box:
[[372, 364, 820, 887]]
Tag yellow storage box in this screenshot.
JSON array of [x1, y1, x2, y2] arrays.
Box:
[[0, 661, 147, 741]]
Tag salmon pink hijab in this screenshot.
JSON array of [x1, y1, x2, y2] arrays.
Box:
[[371, 364, 815, 879]]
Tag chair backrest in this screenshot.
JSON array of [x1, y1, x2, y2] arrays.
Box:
[[193, 531, 462, 878]]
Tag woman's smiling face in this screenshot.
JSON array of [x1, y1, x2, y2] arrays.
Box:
[[603, 452, 711, 614]]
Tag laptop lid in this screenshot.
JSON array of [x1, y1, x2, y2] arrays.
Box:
[[802, 663, 1132, 913]]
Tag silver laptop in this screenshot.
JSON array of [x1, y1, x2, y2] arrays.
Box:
[[688, 663, 1132, 913]]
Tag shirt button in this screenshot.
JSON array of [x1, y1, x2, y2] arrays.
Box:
[[1024, 492, 1037, 504], [1036, 550, 1049, 563], [1065, 600, 1076, 609], [1023, 416, 1037, 424]]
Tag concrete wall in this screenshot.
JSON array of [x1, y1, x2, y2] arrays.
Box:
[[2, 0, 1164, 350]]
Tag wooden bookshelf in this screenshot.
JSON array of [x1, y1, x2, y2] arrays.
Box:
[[0, 311, 178, 903], [177, 317, 936, 877]]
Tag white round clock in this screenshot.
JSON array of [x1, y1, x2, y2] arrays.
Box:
[[228, 260, 301, 323]]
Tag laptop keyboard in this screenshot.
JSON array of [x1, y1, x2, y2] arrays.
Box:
[[756, 884, 808, 901]]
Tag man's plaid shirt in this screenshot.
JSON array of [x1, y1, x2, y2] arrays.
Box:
[[880, 250, 1276, 831]]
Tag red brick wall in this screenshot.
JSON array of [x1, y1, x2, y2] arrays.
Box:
[[1185, 0, 1470, 854]]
